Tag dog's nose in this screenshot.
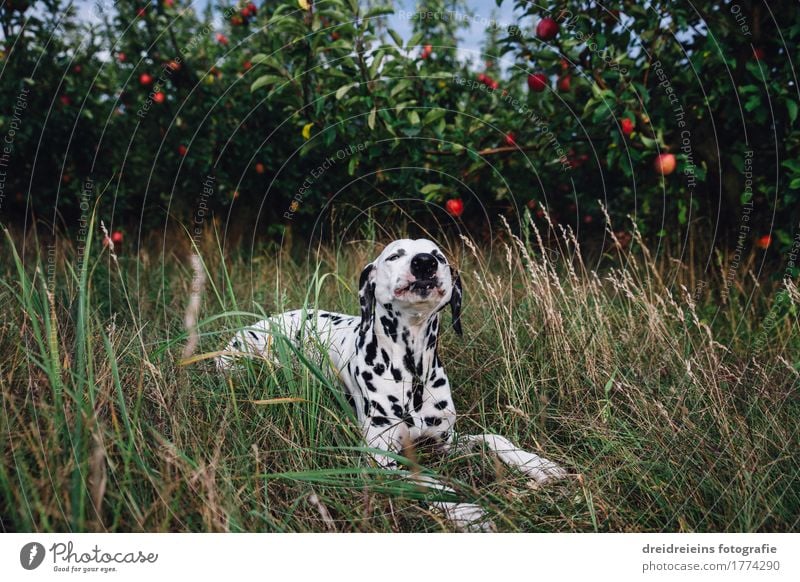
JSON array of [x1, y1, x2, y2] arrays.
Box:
[[410, 253, 438, 279]]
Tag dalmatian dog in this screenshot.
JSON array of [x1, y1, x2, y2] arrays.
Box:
[[216, 239, 566, 530]]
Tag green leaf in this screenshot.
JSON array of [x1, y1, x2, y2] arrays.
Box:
[[336, 83, 357, 100], [368, 107, 377, 130], [387, 28, 403, 48], [390, 79, 411, 98], [251, 74, 284, 93], [407, 110, 420, 126], [407, 32, 423, 51], [365, 6, 394, 18], [639, 135, 658, 149], [423, 108, 446, 125], [420, 184, 444, 195], [789, 177, 800, 190], [788, 100, 798, 124]]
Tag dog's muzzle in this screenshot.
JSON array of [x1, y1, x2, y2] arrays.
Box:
[[395, 277, 443, 299]]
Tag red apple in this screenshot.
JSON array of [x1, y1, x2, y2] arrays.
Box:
[[445, 198, 464, 217], [560, 58, 569, 70], [243, 60, 252, 70], [255, 162, 265, 174], [504, 132, 516, 146], [111, 230, 123, 245], [139, 73, 153, 86], [756, 234, 772, 249], [166, 59, 181, 72], [153, 91, 165, 104], [248, 2, 257, 13], [117, 52, 127, 63], [536, 17, 559, 41], [137, 7, 146, 17], [216, 33, 229, 45], [653, 153, 676, 175], [557, 75, 571, 92], [178, 144, 188, 156], [527, 73, 548, 92], [231, 15, 243, 26], [752, 47, 765, 60], [620, 118, 634, 136], [164, 0, 174, 6], [73, 64, 82, 73], [477, 73, 487, 84], [489, 79, 499, 90], [59, 95, 71, 106]]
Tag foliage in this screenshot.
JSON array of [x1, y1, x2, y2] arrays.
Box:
[[1, 1, 799, 251]]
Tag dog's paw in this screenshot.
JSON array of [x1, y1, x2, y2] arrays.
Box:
[[519, 454, 568, 485], [440, 502, 495, 532]]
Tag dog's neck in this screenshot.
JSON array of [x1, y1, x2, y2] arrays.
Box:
[[367, 302, 440, 375]]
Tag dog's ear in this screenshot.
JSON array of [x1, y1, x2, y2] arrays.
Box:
[[358, 263, 376, 332], [449, 266, 463, 336]]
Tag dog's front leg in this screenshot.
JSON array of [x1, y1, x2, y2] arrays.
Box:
[[362, 421, 494, 531], [448, 433, 567, 485]]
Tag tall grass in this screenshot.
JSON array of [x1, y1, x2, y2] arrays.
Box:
[[0, 216, 797, 533]]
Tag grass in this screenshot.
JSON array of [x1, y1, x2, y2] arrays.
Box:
[[0, 214, 798, 533]]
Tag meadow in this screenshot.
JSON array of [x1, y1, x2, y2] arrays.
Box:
[[1, 216, 798, 533]]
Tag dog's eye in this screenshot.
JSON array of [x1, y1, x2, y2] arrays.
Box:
[[386, 254, 400, 262]]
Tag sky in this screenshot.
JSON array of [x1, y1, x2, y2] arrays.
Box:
[[388, 0, 519, 65], [70, 0, 523, 68]]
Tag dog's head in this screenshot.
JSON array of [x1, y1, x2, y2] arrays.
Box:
[[358, 239, 462, 335]]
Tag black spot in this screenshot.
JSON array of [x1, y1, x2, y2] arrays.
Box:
[[403, 348, 416, 375], [232, 340, 240, 348], [424, 416, 443, 427], [371, 400, 387, 416], [434, 400, 449, 410], [432, 378, 447, 388], [331, 316, 343, 324], [381, 349, 391, 366], [248, 331, 259, 340], [373, 363, 385, 376], [345, 392, 356, 411], [306, 312, 315, 320], [391, 367, 403, 382], [380, 316, 398, 342], [319, 312, 330, 318], [431, 249, 446, 264], [371, 416, 390, 427], [426, 331, 437, 350], [387, 395, 398, 403], [402, 414, 415, 428], [391, 403, 404, 417], [362, 371, 373, 381], [363, 399, 371, 416], [412, 377, 424, 412], [363, 379, 377, 392], [365, 335, 378, 365], [354, 366, 360, 377]]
